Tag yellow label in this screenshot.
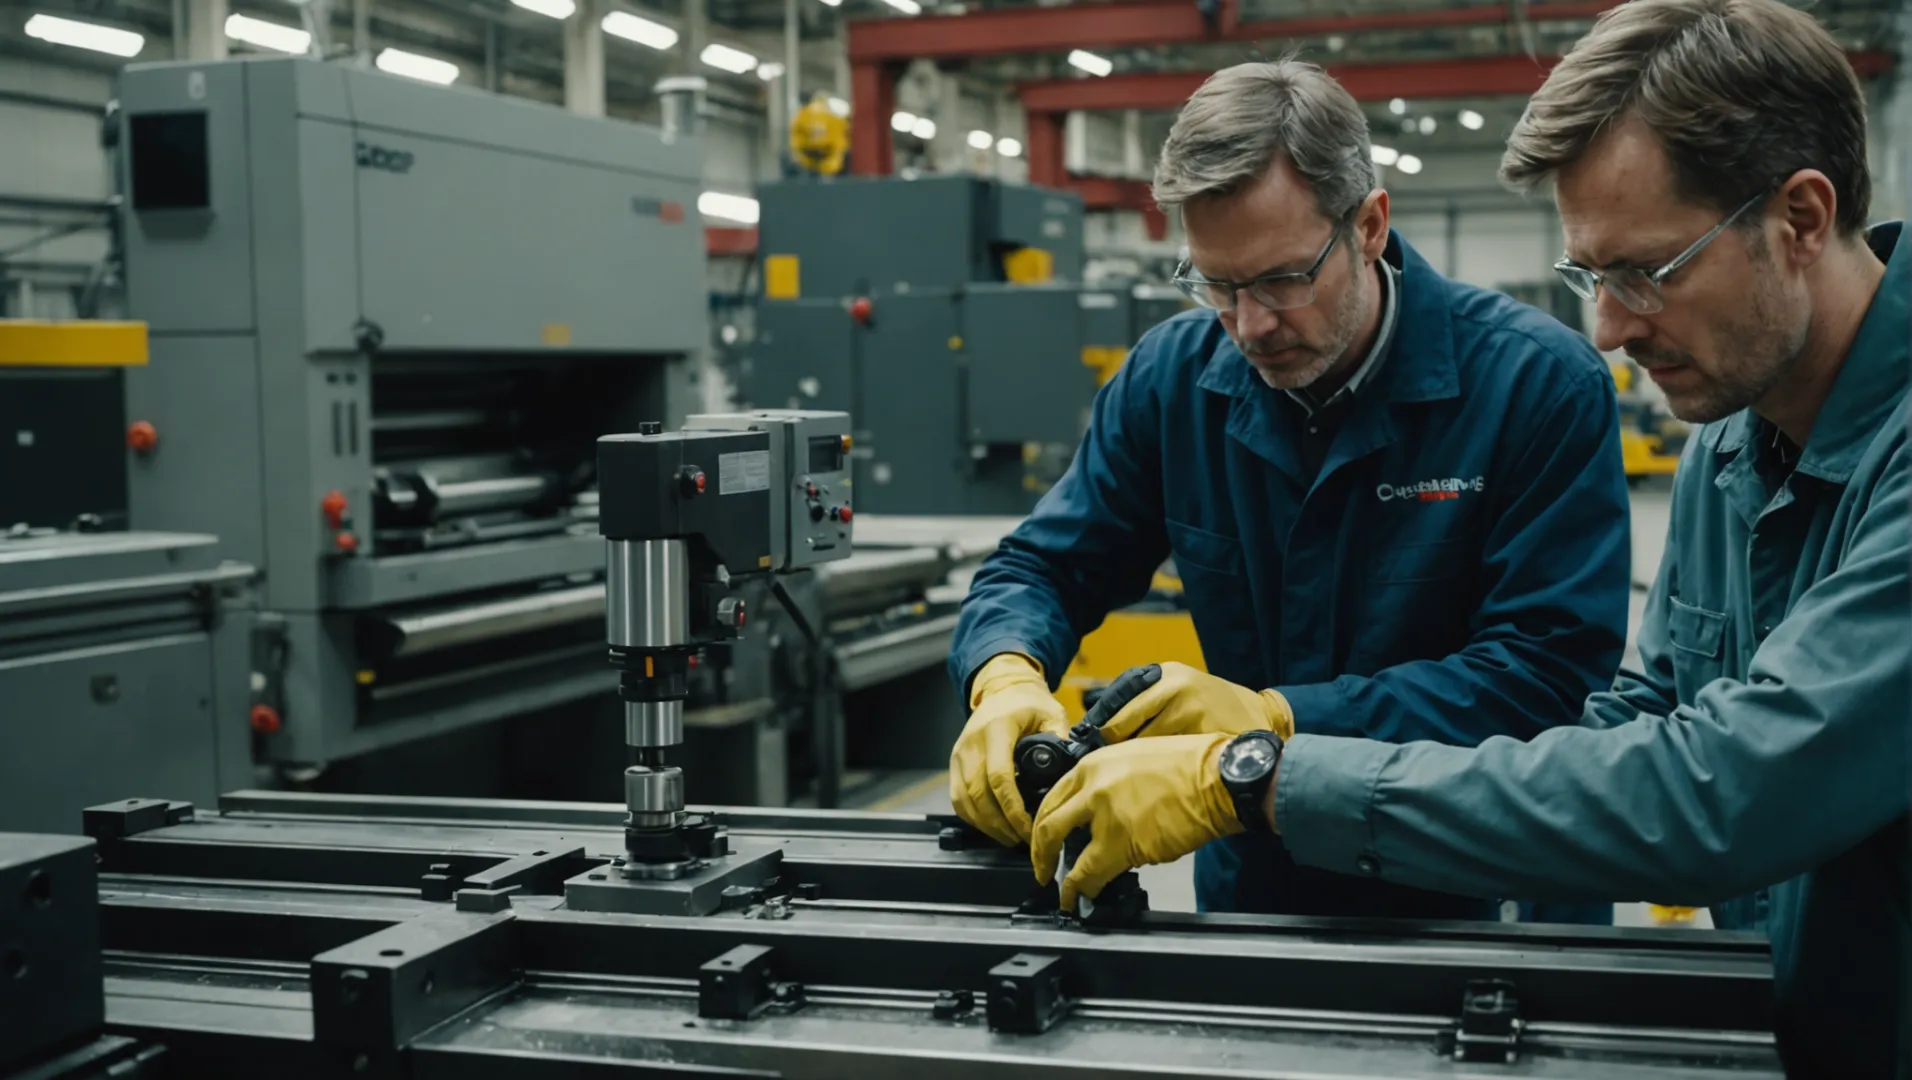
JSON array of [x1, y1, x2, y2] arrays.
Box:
[[765, 255, 801, 299], [0, 320, 149, 367], [948, 336, 964, 350], [645, 656, 654, 678], [355, 669, 377, 686], [758, 555, 772, 568], [1003, 247, 1054, 285], [541, 323, 573, 346], [1080, 346, 1128, 385]]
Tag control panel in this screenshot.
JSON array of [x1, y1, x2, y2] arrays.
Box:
[[684, 410, 852, 571]]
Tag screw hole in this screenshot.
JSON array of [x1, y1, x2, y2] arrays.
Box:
[[720, 959, 732, 966], [24, 870, 51, 909], [682, 1021, 697, 1029], [126, 799, 140, 805], [532, 850, 548, 857], [1011, 960, 1028, 967], [3, 949, 24, 979], [379, 948, 403, 957]]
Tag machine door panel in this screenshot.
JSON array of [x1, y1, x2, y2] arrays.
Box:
[[118, 62, 257, 334], [350, 131, 703, 354], [0, 634, 220, 834], [962, 286, 1094, 447], [124, 336, 268, 569], [857, 293, 963, 513], [750, 302, 855, 414]]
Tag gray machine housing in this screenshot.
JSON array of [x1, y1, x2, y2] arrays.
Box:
[[747, 176, 1178, 515], [113, 57, 706, 769], [682, 409, 853, 572], [0, 532, 253, 834]]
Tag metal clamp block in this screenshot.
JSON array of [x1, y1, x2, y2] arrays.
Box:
[[699, 945, 776, 1021], [1448, 978, 1523, 1064], [985, 953, 1069, 1034], [454, 887, 518, 914], [82, 799, 192, 841]]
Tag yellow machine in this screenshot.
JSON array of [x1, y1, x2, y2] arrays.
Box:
[[1611, 359, 1687, 480], [788, 93, 849, 177], [1059, 567, 1207, 723]]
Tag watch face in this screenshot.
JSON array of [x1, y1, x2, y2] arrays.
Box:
[[1220, 735, 1279, 784]]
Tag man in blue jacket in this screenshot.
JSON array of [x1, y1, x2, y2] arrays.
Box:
[[946, 58, 1632, 920], [1028, 0, 1906, 1072]]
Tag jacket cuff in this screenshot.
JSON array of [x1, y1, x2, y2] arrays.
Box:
[[955, 635, 1045, 702], [1272, 734, 1396, 878], [1271, 680, 1347, 738]]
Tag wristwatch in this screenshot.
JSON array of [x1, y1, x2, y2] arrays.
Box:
[[1218, 730, 1284, 833]]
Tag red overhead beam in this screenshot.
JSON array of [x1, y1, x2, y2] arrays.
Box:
[[1068, 176, 1168, 240], [706, 227, 757, 257], [850, 61, 900, 176], [847, 0, 1621, 64], [1019, 54, 1560, 113]]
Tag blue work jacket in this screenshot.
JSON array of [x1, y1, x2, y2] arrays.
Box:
[[1278, 223, 1910, 1076], [951, 231, 1632, 919]]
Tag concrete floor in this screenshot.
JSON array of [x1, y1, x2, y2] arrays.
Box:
[[852, 481, 1712, 927]]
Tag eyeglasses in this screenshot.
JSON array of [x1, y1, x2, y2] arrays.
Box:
[[1553, 188, 1772, 315], [1173, 223, 1344, 313]]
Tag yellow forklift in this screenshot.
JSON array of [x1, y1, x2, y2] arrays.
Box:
[[1612, 358, 1688, 481]]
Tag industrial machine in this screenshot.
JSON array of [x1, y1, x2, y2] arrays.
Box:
[[3, 795, 1787, 1078], [0, 320, 149, 532], [109, 57, 705, 773], [748, 175, 1147, 515], [0, 530, 253, 834]]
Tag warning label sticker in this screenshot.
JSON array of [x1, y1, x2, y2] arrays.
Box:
[[719, 450, 771, 494]]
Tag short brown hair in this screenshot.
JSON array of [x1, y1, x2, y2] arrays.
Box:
[[1501, 0, 1871, 234], [1153, 60, 1375, 222]]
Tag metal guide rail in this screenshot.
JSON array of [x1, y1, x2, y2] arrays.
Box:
[[35, 791, 1785, 1079]]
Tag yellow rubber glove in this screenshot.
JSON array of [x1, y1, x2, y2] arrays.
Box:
[[1087, 662, 1295, 743], [1029, 733, 1243, 913], [949, 653, 1069, 846]]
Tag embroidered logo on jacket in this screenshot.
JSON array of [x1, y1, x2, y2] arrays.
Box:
[[1376, 476, 1485, 503]]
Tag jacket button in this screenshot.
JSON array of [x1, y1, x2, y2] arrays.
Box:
[[1356, 854, 1381, 876]]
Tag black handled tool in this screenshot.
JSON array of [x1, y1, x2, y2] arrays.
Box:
[[1012, 697, 1151, 928]]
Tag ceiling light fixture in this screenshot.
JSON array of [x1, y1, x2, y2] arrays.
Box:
[[24, 13, 143, 57], [700, 42, 757, 74], [1396, 154, 1423, 175], [1388, 97, 1407, 115], [699, 191, 760, 225], [880, 0, 921, 13], [911, 116, 936, 140], [891, 110, 918, 133], [510, 0, 577, 19], [1067, 49, 1113, 77], [756, 61, 785, 80], [967, 129, 993, 150], [376, 48, 460, 84], [996, 136, 1022, 157], [225, 12, 310, 53], [826, 96, 849, 116], [1418, 115, 1436, 134], [1369, 144, 1399, 167], [601, 11, 677, 50], [1459, 109, 1484, 130]]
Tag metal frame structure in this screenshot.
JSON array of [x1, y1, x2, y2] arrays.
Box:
[[2, 790, 1789, 1079]]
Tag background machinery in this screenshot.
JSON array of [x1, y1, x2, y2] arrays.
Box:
[[110, 56, 705, 778]]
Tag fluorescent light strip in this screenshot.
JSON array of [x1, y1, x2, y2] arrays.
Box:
[[699, 191, 760, 225], [756, 61, 785, 81], [1067, 49, 1112, 77], [225, 12, 310, 53], [881, 0, 921, 13], [701, 42, 757, 74], [375, 47, 460, 84], [601, 11, 677, 50], [24, 13, 143, 57], [511, 0, 578, 18]]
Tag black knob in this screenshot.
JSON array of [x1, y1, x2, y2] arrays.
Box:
[[638, 421, 663, 436], [808, 502, 824, 521]]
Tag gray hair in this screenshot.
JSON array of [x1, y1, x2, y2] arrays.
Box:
[[1152, 60, 1376, 222]]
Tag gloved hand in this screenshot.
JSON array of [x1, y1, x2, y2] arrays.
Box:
[[1029, 733, 1242, 913], [1085, 662, 1295, 744], [949, 653, 1069, 846]]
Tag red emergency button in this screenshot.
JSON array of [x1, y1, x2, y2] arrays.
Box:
[[321, 489, 348, 528], [679, 467, 707, 498], [832, 506, 852, 524], [127, 421, 158, 454], [849, 297, 873, 324], [249, 704, 282, 734], [334, 531, 359, 554]]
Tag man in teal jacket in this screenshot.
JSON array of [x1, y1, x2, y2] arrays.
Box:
[[1028, 1, 1908, 1074]]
